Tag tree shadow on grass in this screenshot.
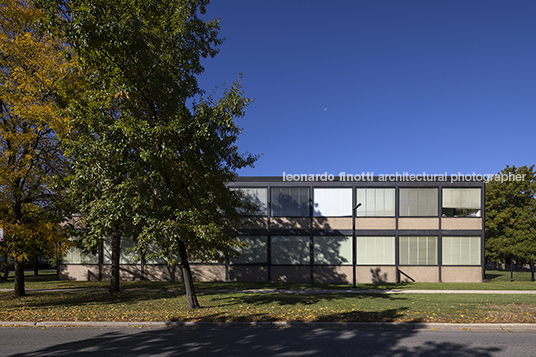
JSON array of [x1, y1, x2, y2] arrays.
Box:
[[0, 291, 180, 309], [204, 291, 405, 308], [308, 308, 412, 323], [168, 306, 411, 323], [173, 292, 411, 323], [484, 273, 503, 281], [6, 322, 502, 357]]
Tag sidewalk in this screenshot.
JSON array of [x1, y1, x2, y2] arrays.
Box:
[[2, 287, 536, 294]]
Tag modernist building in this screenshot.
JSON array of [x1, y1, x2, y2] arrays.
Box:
[[59, 175, 485, 284]]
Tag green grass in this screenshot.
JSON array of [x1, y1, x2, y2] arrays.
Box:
[[1, 270, 536, 291], [485, 269, 536, 282], [1, 289, 535, 323], [0, 270, 536, 323]]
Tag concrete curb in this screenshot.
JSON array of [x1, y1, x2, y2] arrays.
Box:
[[2, 321, 536, 332]]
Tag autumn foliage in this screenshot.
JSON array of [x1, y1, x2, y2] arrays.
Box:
[[0, 0, 73, 295]]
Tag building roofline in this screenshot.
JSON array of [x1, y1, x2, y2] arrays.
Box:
[[232, 174, 486, 183]]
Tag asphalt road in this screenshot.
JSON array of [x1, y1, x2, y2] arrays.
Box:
[[0, 325, 535, 357]]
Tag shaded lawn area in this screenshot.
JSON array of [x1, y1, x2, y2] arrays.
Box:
[[1, 289, 536, 324], [1, 271, 536, 323], [1, 270, 536, 291]]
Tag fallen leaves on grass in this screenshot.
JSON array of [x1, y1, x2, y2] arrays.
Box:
[[1, 291, 536, 324]]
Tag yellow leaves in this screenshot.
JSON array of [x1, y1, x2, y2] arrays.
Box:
[[1, 1, 76, 139], [0, 1, 73, 265], [0, 204, 70, 262], [115, 91, 129, 101]]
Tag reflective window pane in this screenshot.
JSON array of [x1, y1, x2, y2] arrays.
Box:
[[232, 188, 267, 215], [271, 236, 310, 265], [62, 244, 98, 264], [314, 236, 352, 265], [271, 188, 309, 217], [231, 236, 268, 264], [103, 237, 139, 265], [442, 188, 481, 217], [442, 236, 481, 265], [313, 188, 352, 217], [399, 236, 438, 265], [356, 188, 395, 217], [356, 236, 395, 265], [399, 188, 438, 217]]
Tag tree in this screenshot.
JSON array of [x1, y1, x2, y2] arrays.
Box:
[[0, 0, 73, 296], [485, 165, 536, 267], [39, 0, 257, 304]]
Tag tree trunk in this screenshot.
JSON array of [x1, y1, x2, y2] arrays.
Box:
[[33, 255, 39, 276], [1, 254, 8, 281], [13, 201, 25, 296], [14, 257, 25, 296], [109, 228, 121, 294], [177, 239, 199, 309], [510, 261, 514, 282]]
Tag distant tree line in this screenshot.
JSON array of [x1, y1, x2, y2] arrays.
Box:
[[485, 165, 536, 278]]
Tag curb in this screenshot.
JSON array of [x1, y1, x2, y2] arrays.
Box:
[[2, 321, 536, 332]]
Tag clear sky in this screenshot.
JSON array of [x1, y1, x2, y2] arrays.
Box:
[[198, 0, 536, 177]]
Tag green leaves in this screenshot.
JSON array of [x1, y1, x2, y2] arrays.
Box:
[[485, 165, 536, 263], [36, 0, 257, 296]]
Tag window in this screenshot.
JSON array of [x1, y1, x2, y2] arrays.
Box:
[[399, 188, 438, 217], [62, 245, 98, 264], [103, 237, 139, 264], [271, 187, 309, 217], [271, 236, 310, 265], [442, 236, 481, 265], [355, 188, 395, 217], [313, 188, 352, 217], [356, 236, 395, 265], [399, 236, 438, 265], [232, 188, 267, 215], [144, 243, 177, 265], [314, 236, 352, 265], [442, 188, 481, 217], [230, 236, 267, 264]]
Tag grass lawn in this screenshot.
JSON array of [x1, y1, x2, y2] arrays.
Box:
[[0, 270, 535, 323], [1, 269, 535, 291], [1, 290, 535, 324]]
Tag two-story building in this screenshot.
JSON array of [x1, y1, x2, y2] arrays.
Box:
[[59, 175, 485, 284]]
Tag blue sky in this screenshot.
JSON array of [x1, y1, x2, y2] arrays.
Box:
[[198, 0, 536, 177]]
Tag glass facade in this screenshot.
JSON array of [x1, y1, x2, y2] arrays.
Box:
[[442, 188, 481, 217], [61, 178, 484, 284], [230, 236, 268, 264], [442, 236, 481, 265], [103, 237, 139, 265], [271, 187, 309, 217], [355, 188, 395, 217], [313, 236, 352, 265], [313, 188, 352, 217], [399, 188, 438, 217], [271, 236, 310, 265], [399, 236, 438, 265], [232, 188, 267, 215], [62, 245, 98, 264], [356, 236, 395, 265]]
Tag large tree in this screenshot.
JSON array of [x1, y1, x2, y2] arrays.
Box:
[[485, 165, 536, 266], [0, 0, 73, 296], [39, 0, 257, 305]]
